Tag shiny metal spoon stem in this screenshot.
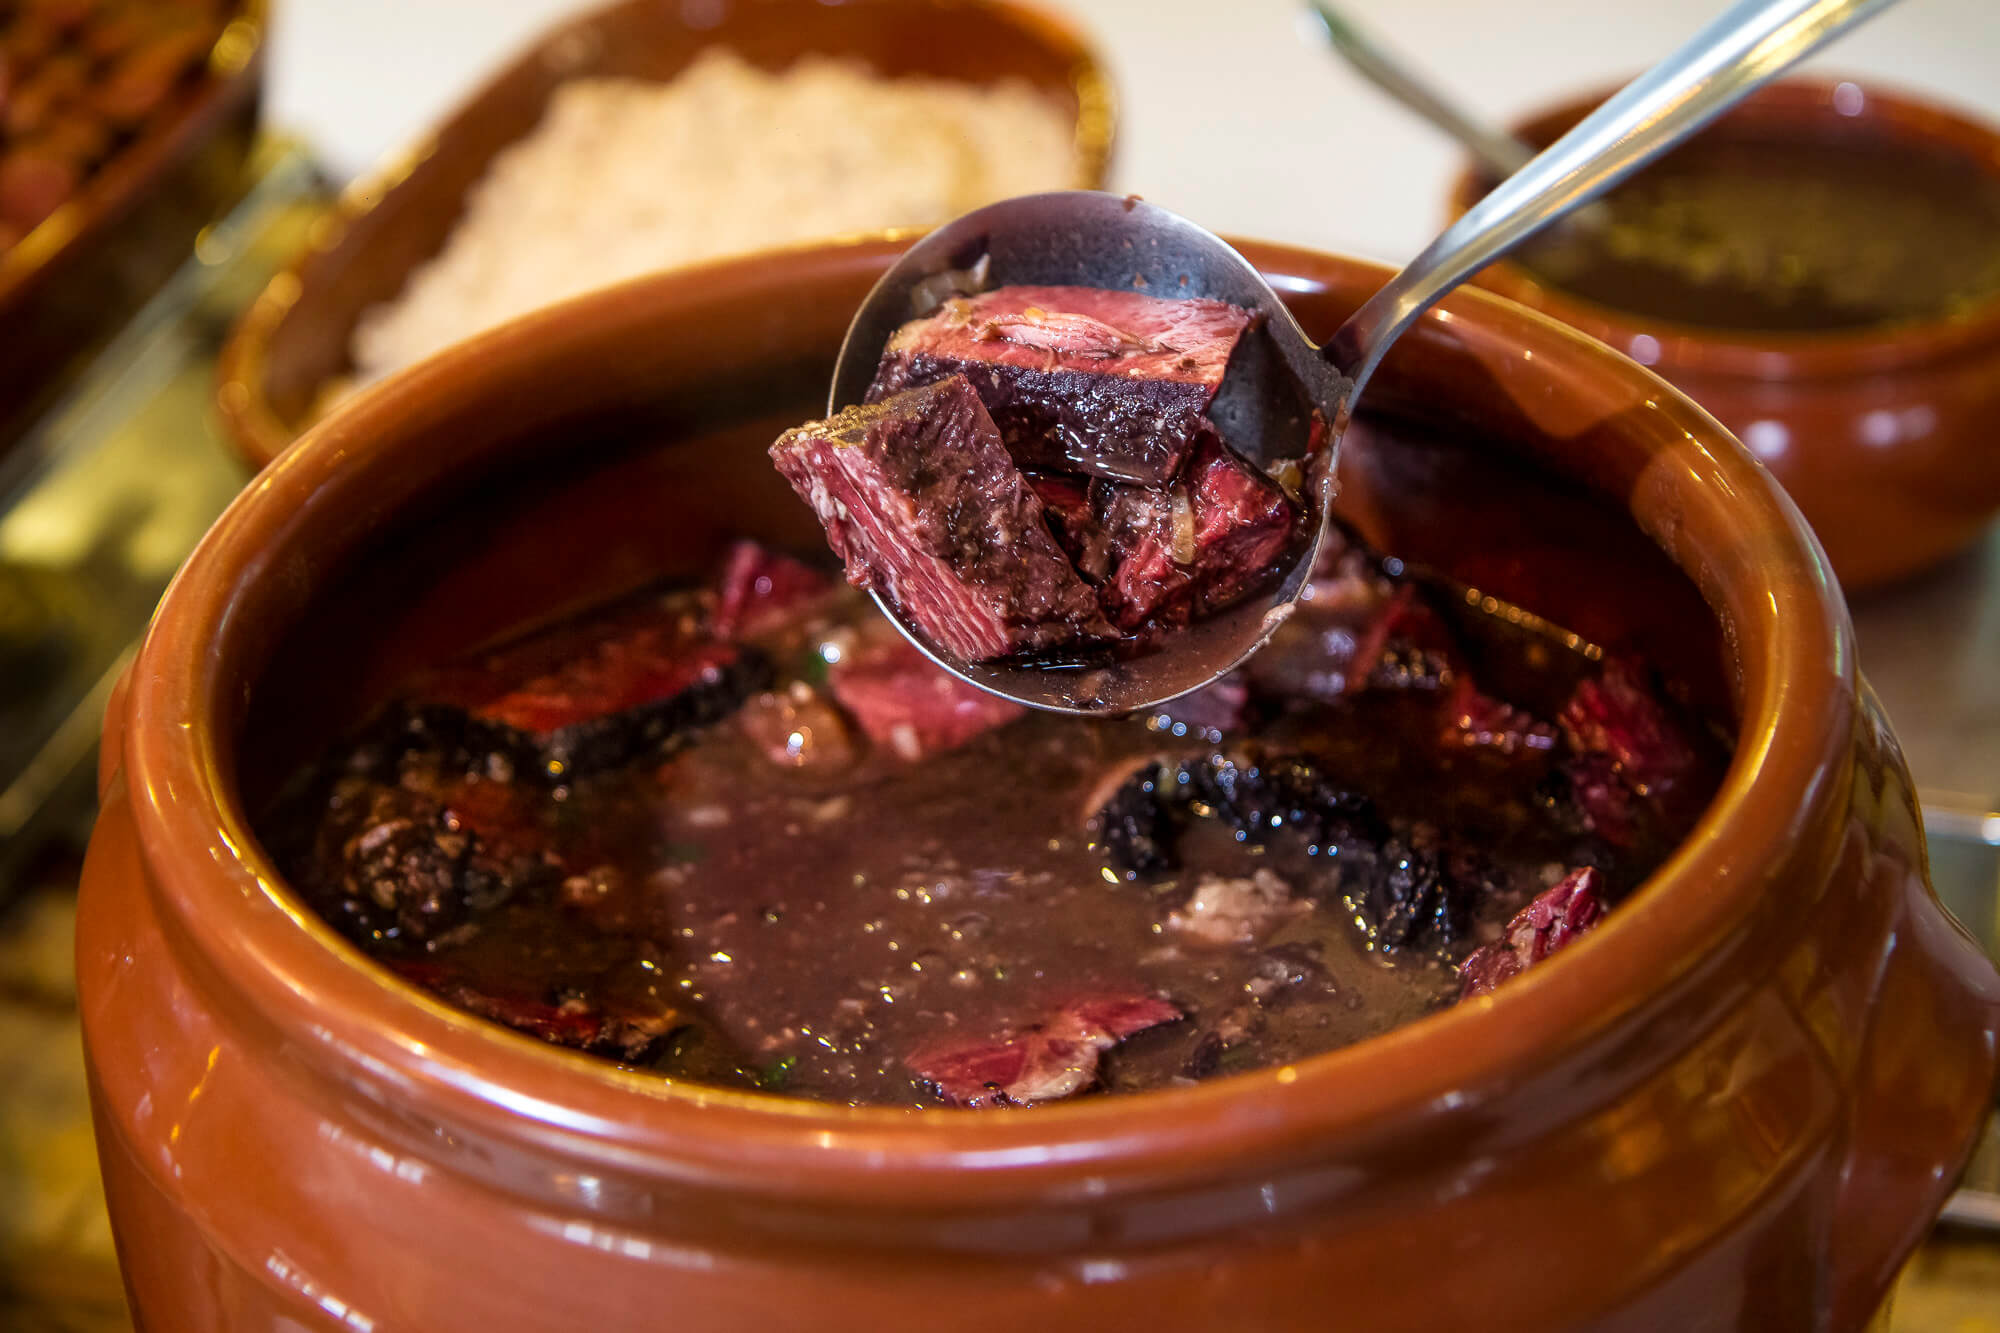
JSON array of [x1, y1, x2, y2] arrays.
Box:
[[1326, 0, 1899, 400], [1303, 0, 1536, 180], [831, 0, 1898, 714]]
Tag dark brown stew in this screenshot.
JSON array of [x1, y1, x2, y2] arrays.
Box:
[[1503, 130, 2000, 332], [263, 524, 1726, 1109]]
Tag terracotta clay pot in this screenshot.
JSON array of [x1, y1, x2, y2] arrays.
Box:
[[80, 239, 2000, 1332], [1448, 78, 2000, 593]]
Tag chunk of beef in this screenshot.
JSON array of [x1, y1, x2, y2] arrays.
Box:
[[415, 605, 772, 780], [711, 540, 834, 639], [1559, 659, 1697, 799], [1095, 431, 1299, 631], [1168, 869, 1306, 948], [827, 634, 1023, 760], [397, 963, 691, 1063], [1559, 752, 1642, 849], [1440, 677, 1559, 758], [906, 993, 1182, 1107], [868, 285, 1258, 485], [304, 778, 548, 948], [770, 376, 1114, 662], [1459, 865, 1606, 998]]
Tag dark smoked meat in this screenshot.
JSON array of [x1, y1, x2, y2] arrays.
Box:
[[867, 285, 1258, 486], [827, 634, 1024, 761], [1094, 430, 1298, 632], [906, 994, 1182, 1107], [300, 779, 550, 948], [1458, 866, 1606, 999], [1559, 659, 1697, 799], [414, 602, 772, 780], [1090, 759, 1182, 876], [1441, 677, 1559, 759], [769, 375, 1114, 662]]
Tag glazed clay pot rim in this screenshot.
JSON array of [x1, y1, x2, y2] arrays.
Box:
[[1448, 76, 2000, 381], [124, 237, 1849, 1208]]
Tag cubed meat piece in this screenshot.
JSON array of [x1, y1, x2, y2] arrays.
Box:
[[1458, 866, 1606, 999], [868, 285, 1258, 486], [1025, 470, 1114, 581], [1560, 753, 1642, 849], [1095, 431, 1298, 632], [416, 607, 772, 780], [906, 993, 1182, 1107], [710, 540, 835, 639], [828, 635, 1024, 760], [1440, 677, 1558, 758], [770, 376, 1115, 662]]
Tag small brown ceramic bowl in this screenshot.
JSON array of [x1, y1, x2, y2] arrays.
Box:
[[1448, 77, 2000, 593], [0, 0, 264, 463], [82, 239, 2000, 1332], [213, 0, 1113, 473]]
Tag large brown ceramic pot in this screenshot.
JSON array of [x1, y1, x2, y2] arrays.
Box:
[[79, 239, 2000, 1332], [1449, 78, 2000, 593]]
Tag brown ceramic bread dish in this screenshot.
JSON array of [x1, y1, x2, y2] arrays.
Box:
[[1450, 78, 2000, 593], [80, 236, 1999, 1329], [0, 0, 263, 466], [213, 0, 1113, 472]]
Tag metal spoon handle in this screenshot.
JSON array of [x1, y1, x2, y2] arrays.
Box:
[[1304, 0, 1536, 180], [1325, 0, 1900, 394]]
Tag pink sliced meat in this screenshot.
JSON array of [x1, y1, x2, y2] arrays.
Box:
[[711, 541, 834, 639], [1564, 754, 1641, 848], [770, 375, 1114, 663], [1025, 470, 1115, 582], [907, 993, 1182, 1107], [1097, 430, 1298, 631], [828, 635, 1024, 760], [1440, 677, 1558, 757], [415, 604, 770, 778], [868, 285, 1259, 486], [1559, 659, 1698, 798], [1458, 866, 1606, 999]]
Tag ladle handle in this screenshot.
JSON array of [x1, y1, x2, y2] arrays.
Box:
[[1324, 0, 1901, 396], [1305, 0, 1536, 181]]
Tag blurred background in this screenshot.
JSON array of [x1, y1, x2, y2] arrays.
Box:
[[1, 0, 1996, 1327], [273, 0, 2000, 262]]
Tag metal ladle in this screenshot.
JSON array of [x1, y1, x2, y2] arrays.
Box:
[[830, 0, 1897, 714]]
